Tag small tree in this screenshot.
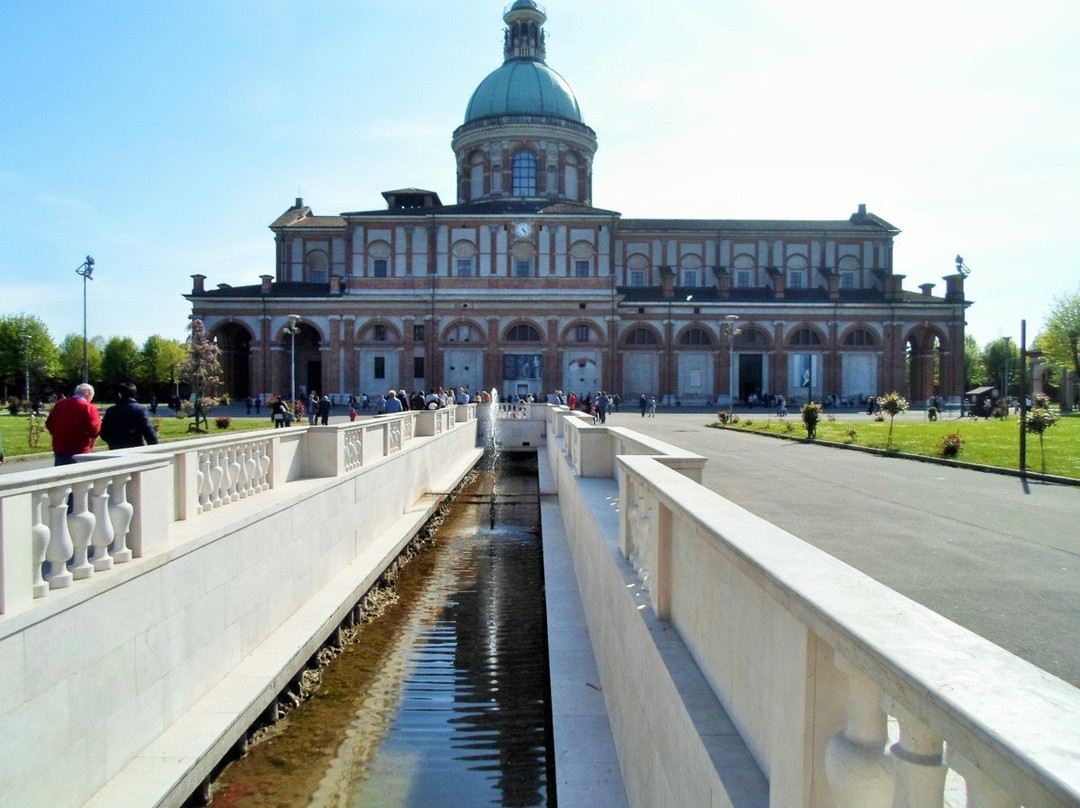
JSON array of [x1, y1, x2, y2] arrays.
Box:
[[876, 391, 908, 451], [1025, 394, 1058, 473], [180, 318, 222, 432], [801, 401, 821, 439]]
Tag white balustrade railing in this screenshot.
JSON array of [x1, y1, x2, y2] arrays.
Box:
[[612, 452, 1080, 808], [1, 409, 477, 616]]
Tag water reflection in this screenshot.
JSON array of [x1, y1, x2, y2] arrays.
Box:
[[213, 452, 550, 807]]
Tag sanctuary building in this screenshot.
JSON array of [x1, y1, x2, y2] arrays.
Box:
[[187, 1, 969, 407]]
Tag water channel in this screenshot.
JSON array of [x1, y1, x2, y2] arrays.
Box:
[[211, 451, 553, 807]]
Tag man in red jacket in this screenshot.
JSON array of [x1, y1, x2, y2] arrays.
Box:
[[45, 383, 101, 465]]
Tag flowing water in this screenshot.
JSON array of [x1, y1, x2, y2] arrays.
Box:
[[211, 451, 552, 807]]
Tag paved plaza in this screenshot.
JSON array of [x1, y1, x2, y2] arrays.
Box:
[[607, 409, 1080, 688]]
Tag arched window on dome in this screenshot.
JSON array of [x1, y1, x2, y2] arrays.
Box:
[[564, 152, 579, 201], [512, 151, 537, 196], [469, 153, 485, 201]]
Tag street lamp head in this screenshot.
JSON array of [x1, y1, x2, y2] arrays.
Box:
[[725, 314, 739, 324]]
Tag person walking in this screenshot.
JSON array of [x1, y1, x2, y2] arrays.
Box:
[[100, 382, 159, 449], [639, 393, 648, 417], [45, 383, 101, 465], [317, 395, 332, 425]]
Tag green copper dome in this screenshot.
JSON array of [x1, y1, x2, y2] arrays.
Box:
[[464, 59, 584, 124]]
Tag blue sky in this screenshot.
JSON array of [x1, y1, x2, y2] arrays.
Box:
[[3, 0, 1078, 350]]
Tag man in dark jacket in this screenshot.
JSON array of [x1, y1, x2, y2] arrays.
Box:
[[317, 395, 333, 425], [100, 382, 159, 450]]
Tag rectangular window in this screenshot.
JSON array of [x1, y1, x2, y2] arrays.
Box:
[[575, 325, 590, 342], [373, 356, 385, 379], [413, 325, 425, 341], [683, 270, 699, 287], [736, 270, 752, 288], [629, 269, 645, 287], [840, 271, 856, 290], [456, 258, 473, 277], [515, 259, 531, 278], [575, 260, 590, 278], [413, 356, 425, 378], [374, 324, 387, 341], [373, 259, 388, 278], [788, 270, 806, 289]]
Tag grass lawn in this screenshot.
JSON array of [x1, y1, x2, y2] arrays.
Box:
[[0, 412, 270, 461], [710, 413, 1080, 479]]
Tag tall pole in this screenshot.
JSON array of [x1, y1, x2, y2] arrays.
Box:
[[22, 334, 30, 403], [287, 314, 300, 407], [75, 256, 95, 383], [724, 314, 740, 407], [1019, 320, 1027, 474]]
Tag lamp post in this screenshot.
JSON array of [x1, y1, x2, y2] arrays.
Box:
[[723, 314, 742, 407], [22, 334, 31, 404], [75, 256, 95, 382], [285, 314, 301, 408]]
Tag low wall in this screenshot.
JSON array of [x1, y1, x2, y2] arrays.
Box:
[[0, 408, 481, 808], [546, 406, 1080, 808]]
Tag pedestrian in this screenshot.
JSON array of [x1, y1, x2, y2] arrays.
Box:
[[647, 396, 657, 417], [317, 394, 332, 425], [270, 395, 289, 428], [254, 396, 262, 415], [45, 383, 101, 465], [384, 389, 404, 414], [308, 392, 319, 425], [639, 393, 647, 417], [100, 382, 159, 450]]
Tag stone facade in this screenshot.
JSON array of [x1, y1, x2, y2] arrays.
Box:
[[188, 2, 968, 406]]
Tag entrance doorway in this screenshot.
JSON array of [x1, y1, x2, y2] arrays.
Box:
[[739, 354, 763, 401]]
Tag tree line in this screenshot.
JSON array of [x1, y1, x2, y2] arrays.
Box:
[[0, 313, 188, 405]]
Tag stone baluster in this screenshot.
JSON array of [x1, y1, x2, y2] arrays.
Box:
[[226, 446, 241, 502], [198, 450, 213, 512], [258, 440, 271, 491], [241, 444, 256, 497], [89, 478, 116, 571], [887, 702, 947, 808], [45, 485, 74, 589], [65, 481, 96, 580], [950, 753, 1017, 808], [109, 473, 134, 563], [31, 491, 50, 598], [825, 654, 894, 808], [209, 448, 225, 508]]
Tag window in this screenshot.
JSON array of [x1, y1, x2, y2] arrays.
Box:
[[373, 259, 388, 278], [840, 271, 856, 290], [373, 356, 385, 379], [843, 328, 876, 346], [515, 259, 532, 278], [575, 324, 590, 342], [506, 323, 541, 342], [629, 269, 646, 287], [736, 270, 752, 288], [512, 151, 537, 196], [456, 258, 473, 277], [788, 270, 806, 289], [413, 357, 425, 378], [413, 325, 425, 341], [373, 325, 388, 342], [790, 328, 821, 346], [625, 328, 658, 346], [680, 327, 710, 346], [682, 270, 699, 287], [305, 250, 328, 283], [575, 260, 590, 278]]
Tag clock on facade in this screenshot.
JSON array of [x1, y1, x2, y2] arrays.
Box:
[[513, 221, 532, 238]]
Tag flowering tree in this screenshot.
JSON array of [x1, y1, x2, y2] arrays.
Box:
[[1025, 393, 1058, 473], [876, 391, 908, 451], [180, 318, 222, 432]]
